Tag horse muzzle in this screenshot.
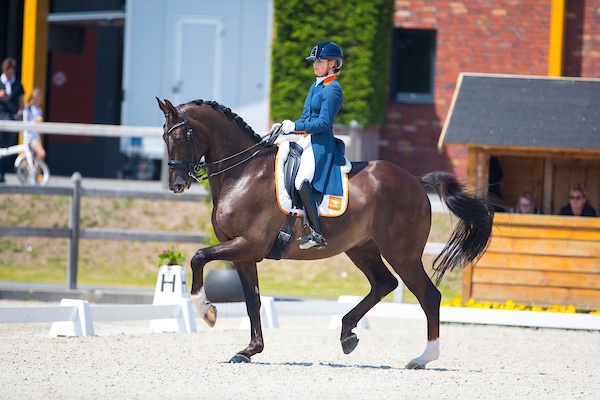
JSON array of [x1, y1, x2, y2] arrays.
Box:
[[169, 171, 191, 194]]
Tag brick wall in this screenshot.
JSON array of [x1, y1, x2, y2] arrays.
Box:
[[564, 0, 600, 77], [381, 0, 599, 181]]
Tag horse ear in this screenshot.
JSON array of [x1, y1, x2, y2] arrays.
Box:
[[157, 97, 168, 114], [164, 99, 179, 116]]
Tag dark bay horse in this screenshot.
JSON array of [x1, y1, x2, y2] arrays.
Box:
[[157, 98, 493, 369]]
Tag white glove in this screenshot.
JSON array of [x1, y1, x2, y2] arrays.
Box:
[[281, 120, 296, 134], [270, 122, 281, 132]]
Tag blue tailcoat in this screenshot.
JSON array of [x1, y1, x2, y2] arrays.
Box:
[[294, 77, 346, 196]]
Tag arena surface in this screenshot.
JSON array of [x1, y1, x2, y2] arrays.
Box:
[[1, 302, 598, 399]]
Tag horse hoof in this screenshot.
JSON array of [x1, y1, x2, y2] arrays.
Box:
[[229, 354, 251, 363], [341, 333, 359, 354], [201, 303, 217, 328], [405, 360, 426, 370]]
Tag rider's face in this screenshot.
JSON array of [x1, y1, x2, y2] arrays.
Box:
[[313, 59, 333, 77]]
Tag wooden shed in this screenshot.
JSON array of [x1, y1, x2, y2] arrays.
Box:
[[439, 73, 600, 310]]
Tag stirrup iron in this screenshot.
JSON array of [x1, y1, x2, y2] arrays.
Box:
[[297, 230, 327, 250]]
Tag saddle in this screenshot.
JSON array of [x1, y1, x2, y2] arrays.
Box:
[[266, 137, 351, 260]]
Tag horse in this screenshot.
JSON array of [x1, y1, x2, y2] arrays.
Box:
[[157, 98, 494, 369]]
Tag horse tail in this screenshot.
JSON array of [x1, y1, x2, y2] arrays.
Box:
[[420, 171, 494, 285]]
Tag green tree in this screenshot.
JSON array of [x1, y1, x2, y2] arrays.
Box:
[[271, 0, 394, 127]]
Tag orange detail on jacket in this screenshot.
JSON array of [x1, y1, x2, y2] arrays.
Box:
[[323, 75, 337, 86]]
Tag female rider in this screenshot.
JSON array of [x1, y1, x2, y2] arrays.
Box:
[[281, 41, 346, 250]]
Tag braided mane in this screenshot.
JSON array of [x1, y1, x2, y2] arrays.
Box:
[[188, 99, 263, 143]]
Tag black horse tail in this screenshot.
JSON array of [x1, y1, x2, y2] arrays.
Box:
[[420, 171, 494, 285]]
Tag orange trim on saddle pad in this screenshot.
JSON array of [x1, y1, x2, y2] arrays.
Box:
[[275, 141, 349, 218]]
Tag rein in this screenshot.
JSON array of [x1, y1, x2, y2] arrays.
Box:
[[165, 105, 282, 183]]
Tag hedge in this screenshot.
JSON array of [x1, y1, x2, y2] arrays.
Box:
[[270, 0, 394, 127]]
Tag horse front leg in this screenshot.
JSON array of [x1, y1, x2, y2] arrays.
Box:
[[189, 238, 251, 328], [188, 238, 265, 363], [229, 262, 264, 363], [189, 247, 217, 328]]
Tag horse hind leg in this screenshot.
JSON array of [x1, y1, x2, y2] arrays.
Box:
[[342, 242, 399, 354], [388, 256, 441, 369]]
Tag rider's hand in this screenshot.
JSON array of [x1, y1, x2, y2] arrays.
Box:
[[270, 122, 281, 132], [281, 120, 295, 134]]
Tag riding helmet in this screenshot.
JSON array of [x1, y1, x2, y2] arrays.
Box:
[[306, 41, 343, 69]]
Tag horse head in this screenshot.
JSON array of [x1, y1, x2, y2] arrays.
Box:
[[157, 98, 209, 194]]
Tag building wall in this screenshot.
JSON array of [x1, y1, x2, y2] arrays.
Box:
[[383, 0, 600, 181]]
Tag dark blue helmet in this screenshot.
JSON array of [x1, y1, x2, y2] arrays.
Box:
[[306, 41, 343, 69]]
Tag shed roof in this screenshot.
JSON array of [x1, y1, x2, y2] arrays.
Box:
[[439, 73, 600, 152]]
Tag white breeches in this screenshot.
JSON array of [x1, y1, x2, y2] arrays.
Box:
[[295, 136, 315, 190]]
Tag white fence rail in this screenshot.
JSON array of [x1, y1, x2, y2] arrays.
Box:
[[1, 296, 598, 335], [0, 120, 161, 138], [0, 298, 197, 336]]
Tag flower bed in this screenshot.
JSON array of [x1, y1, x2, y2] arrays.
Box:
[[443, 296, 600, 315]]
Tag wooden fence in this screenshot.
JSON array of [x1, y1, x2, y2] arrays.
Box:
[[0, 173, 208, 289], [462, 213, 600, 310]]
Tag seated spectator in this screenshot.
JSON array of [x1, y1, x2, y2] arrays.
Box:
[[509, 191, 543, 214], [558, 186, 597, 217], [22, 87, 46, 160]]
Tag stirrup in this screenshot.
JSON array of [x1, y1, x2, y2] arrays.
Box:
[[297, 230, 327, 250]]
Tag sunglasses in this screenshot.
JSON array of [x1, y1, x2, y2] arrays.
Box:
[[569, 196, 583, 200]]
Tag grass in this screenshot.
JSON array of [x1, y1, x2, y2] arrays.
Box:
[[0, 193, 460, 302]]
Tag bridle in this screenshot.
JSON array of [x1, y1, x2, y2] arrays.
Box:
[[164, 105, 282, 183]]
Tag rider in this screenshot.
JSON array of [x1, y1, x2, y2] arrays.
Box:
[[281, 41, 346, 250]]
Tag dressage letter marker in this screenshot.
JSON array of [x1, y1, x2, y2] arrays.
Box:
[[150, 265, 193, 332]]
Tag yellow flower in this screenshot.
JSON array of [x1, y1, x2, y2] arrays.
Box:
[[439, 296, 598, 315], [465, 298, 476, 307], [450, 296, 462, 307]]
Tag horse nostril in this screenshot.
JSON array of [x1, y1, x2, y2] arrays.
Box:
[[170, 182, 184, 193]]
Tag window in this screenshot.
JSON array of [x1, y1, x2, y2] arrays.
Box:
[[390, 29, 436, 104]]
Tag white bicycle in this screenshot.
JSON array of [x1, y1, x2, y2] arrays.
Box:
[[0, 137, 50, 186]]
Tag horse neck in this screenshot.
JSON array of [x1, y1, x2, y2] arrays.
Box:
[[192, 109, 262, 197], [193, 109, 258, 165]]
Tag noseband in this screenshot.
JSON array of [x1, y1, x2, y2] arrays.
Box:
[[164, 105, 282, 183], [165, 106, 199, 174]]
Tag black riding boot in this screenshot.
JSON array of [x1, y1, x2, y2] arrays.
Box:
[[297, 179, 327, 249]]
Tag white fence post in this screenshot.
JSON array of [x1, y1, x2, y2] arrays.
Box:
[[329, 295, 370, 329], [49, 299, 94, 337]]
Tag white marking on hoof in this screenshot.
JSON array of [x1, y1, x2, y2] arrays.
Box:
[[191, 287, 217, 327], [405, 338, 440, 369]]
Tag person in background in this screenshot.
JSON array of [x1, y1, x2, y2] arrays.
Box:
[[510, 191, 543, 214], [0, 57, 25, 182], [558, 185, 597, 217], [22, 87, 46, 160]]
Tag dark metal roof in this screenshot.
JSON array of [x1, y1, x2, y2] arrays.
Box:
[[439, 73, 600, 151]]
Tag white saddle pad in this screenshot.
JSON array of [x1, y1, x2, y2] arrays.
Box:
[[275, 139, 350, 217]]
